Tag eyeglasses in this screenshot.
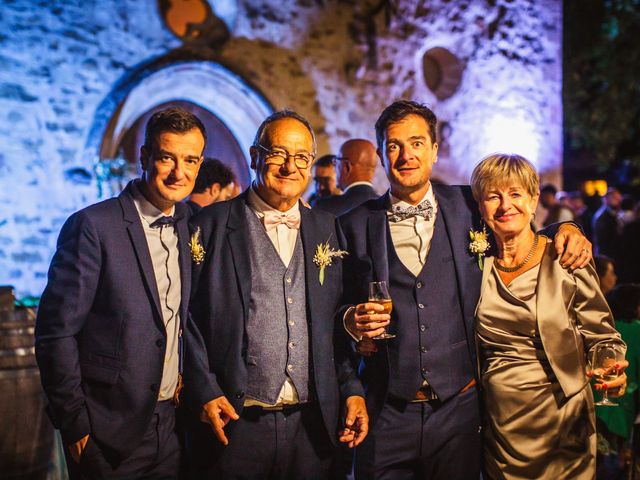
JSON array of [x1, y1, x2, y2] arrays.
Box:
[[334, 156, 349, 164], [255, 144, 315, 169]]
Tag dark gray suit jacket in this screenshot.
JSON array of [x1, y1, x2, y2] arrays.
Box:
[[314, 183, 379, 217]]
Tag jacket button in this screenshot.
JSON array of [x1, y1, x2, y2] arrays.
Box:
[[420, 324, 426, 332], [418, 303, 425, 309], [416, 281, 423, 288], [235, 391, 245, 399], [420, 346, 427, 353], [156, 339, 164, 348]]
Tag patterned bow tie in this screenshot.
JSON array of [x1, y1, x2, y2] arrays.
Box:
[[388, 200, 434, 222], [150, 216, 175, 228], [262, 210, 301, 231]]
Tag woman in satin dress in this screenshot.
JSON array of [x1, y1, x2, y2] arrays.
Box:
[[469, 154, 628, 479]]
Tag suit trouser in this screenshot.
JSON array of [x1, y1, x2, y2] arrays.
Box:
[[201, 403, 334, 480], [66, 400, 180, 480], [354, 387, 482, 480]]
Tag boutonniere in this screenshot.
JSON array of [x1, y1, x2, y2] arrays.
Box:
[[189, 226, 206, 264], [313, 239, 348, 285], [469, 226, 490, 270]]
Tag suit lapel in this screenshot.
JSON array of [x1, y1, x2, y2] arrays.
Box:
[[227, 194, 252, 317], [367, 195, 391, 284], [175, 205, 191, 325], [119, 185, 164, 330], [300, 204, 325, 325]]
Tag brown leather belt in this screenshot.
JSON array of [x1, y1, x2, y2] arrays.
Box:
[[411, 378, 477, 403]]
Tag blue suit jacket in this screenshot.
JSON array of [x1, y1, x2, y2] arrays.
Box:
[[184, 192, 364, 449], [314, 184, 379, 217], [35, 182, 193, 459], [337, 185, 484, 422]]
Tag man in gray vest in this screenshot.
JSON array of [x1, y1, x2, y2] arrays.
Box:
[[184, 110, 368, 479]]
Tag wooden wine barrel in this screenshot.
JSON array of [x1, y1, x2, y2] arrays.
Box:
[[0, 307, 54, 480]]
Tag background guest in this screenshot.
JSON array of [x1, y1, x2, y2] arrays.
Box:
[[596, 284, 640, 479], [619, 202, 640, 284], [314, 139, 378, 216], [593, 187, 623, 257], [568, 190, 594, 240], [186, 157, 236, 214], [595, 255, 618, 295], [540, 183, 575, 226], [308, 154, 341, 207]]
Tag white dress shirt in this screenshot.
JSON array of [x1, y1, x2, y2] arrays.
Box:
[[388, 184, 438, 276], [245, 186, 301, 406], [131, 183, 181, 402]]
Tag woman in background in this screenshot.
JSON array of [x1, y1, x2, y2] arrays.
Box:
[[470, 153, 627, 479]]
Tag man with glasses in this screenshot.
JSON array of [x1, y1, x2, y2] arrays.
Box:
[[315, 139, 379, 216], [184, 110, 368, 479], [309, 154, 342, 207]]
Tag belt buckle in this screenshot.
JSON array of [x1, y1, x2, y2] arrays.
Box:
[[412, 385, 438, 403]]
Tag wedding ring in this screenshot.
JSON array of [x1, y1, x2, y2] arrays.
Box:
[[581, 248, 588, 254]]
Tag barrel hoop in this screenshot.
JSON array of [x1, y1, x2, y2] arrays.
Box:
[[0, 367, 40, 379], [0, 347, 35, 357]]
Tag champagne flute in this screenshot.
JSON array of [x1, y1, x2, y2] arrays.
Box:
[[368, 281, 395, 340], [590, 343, 624, 406]]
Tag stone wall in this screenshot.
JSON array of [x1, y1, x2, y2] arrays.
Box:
[[0, 0, 562, 297]]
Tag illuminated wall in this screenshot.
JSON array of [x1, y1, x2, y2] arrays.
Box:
[[0, 0, 562, 297]]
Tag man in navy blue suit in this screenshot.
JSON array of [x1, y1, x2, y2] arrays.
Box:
[[314, 139, 379, 216], [35, 107, 206, 478], [184, 110, 368, 479], [337, 101, 593, 479]]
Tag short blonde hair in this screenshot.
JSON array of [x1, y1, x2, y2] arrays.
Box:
[[470, 153, 539, 202]]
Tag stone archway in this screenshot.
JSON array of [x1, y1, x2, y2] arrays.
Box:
[[86, 60, 273, 188]]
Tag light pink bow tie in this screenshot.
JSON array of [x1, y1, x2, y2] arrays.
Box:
[[262, 210, 301, 231]]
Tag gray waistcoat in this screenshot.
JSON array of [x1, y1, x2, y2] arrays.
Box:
[[244, 207, 310, 404]]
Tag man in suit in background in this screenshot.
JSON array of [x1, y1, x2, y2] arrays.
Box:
[[592, 186, 623, 257], [337, 100, 592, 479], [186, 157, 236, 215], [315, 139, 379, 216], [185, 110, 368, 479], [308, 154, 342, 207], [35, 107, 205, 478]]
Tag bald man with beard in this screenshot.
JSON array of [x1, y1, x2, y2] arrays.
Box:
[[314, 139, 379, 216]]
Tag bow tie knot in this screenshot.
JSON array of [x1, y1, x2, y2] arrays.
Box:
[[150, 216, 175, 228], [262, 210, 301, 231], [389, 200, 434, 222]]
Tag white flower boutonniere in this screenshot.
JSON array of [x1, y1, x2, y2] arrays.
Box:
[[313, 240, 348, 285], [189, 226, 206, 265], [469, 227, 490, 270]]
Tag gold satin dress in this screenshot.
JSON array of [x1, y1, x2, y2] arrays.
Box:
[[477, 264, 596, 480]]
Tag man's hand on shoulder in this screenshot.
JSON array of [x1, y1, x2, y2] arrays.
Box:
[[339, 395, 369, 448], [554, 223, 592, 270], [200, 396, 240, 446]]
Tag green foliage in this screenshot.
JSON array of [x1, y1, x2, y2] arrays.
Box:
[[564, 0, 640, 168]]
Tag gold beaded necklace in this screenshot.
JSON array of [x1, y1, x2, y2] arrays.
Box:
[[495, 234, 539, 273]]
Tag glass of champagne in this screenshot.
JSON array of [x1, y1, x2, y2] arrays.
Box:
[[368, 281, 395, 340], [590, 343, 624, 406]]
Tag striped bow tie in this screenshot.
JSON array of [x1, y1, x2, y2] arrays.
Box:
[[388, 200, 434, 222]]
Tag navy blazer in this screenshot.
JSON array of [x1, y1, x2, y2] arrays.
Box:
[[314, 184, 379, 217], [184, 192, 364, 447], [337, 185, 484, 421], [35, 182, 192, 459]]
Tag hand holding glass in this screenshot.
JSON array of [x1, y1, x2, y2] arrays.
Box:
[[368, 281, 395, 340], [590, 343, 624, 406]]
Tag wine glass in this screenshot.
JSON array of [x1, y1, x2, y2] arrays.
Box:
[[368, 281, 395, 340], [590, 343, 624, 406]]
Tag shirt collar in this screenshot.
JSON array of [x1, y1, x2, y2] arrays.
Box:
[[343, 181, 373, 193], [131, 181, 176, 227], [248, 183, 301, 218], [389, 182, 435, 209]]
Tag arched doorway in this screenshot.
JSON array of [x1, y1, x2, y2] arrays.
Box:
[[86, 60, 272, 195]]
